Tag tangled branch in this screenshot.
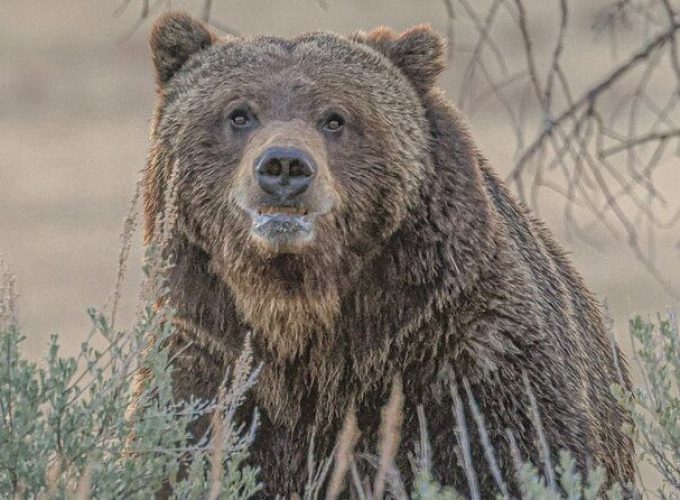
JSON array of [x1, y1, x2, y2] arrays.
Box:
[[445, 0, 680, 297]]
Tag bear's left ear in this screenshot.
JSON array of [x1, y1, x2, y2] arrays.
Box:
[[353, 25, 446, 95], [150, 11, 216, 86]]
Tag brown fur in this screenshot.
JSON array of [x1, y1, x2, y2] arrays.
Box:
[[138, 11, 634, 496]]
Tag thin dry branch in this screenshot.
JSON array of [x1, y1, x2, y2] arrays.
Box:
[[462, 378, 509, 497], [511, 17, 680, 181], [522, 372, 556, 491], [326, 407, 360, 500], [372, 376, 404, 500], [451, 381, 481, 500], [449, 0, 680, 296]]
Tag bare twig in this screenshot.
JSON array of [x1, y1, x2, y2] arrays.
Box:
[[372, 376, 404, 500], [440, 0, 456, 60], [202, 0, 213, 22], [109, 177, 141, 329], [207, 388, 226, 500], [326, 407, 360, 500], [462, 378, 509, 497], [522, 372, 556, 491], [451, 381, 481, 500]]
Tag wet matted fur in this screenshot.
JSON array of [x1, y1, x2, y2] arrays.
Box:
[[137, 11, 635, 496]]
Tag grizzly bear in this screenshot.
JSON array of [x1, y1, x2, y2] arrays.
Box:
[[141, 11, 634, 497]]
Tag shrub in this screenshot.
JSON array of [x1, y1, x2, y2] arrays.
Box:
[[0, 248, 261, 499], [1, 246, 678, 498], [616, 313, 680, 498]]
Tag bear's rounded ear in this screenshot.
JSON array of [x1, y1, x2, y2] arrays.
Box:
[[353, 25, 446, 95], [150, 11, 215, 85]]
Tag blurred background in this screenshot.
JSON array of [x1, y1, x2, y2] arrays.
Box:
[[1, 0, 678, 367]]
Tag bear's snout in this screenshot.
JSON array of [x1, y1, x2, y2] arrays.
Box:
[[255, 146, 316, 203]]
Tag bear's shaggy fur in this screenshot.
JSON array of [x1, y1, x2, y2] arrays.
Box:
[[141, 12, 634, 496]]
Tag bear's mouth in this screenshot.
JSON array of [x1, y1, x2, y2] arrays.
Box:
[[250, 205, 315, 250]]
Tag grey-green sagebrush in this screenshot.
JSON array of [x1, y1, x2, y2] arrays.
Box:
[[0, 253, 262, 499]]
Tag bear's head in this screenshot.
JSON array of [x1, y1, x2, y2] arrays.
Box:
[[145, 12, 447, 355]]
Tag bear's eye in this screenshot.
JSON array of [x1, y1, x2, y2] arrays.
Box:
[[322, 114, 345, 133], [228, 108, 254, 129]]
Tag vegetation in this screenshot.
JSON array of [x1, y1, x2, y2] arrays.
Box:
[[0, 247, 261, 499], [1, 236, 678, 497]]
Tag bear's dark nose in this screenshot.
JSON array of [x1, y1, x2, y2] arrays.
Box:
[[255, 147, 316, 200]]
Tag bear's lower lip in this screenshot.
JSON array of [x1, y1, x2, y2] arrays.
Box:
[[252, 212, 313, 242]]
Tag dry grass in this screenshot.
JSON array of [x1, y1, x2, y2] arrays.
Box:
[[372, 376, 405, 499]]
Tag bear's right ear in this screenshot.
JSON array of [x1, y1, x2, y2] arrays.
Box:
[[150, 11, 215, 85]]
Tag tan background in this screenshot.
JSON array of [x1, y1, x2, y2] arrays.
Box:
[[1, 0, 678, 370]]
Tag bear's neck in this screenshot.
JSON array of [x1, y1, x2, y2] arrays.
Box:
[[165, 233, 370, 359]]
